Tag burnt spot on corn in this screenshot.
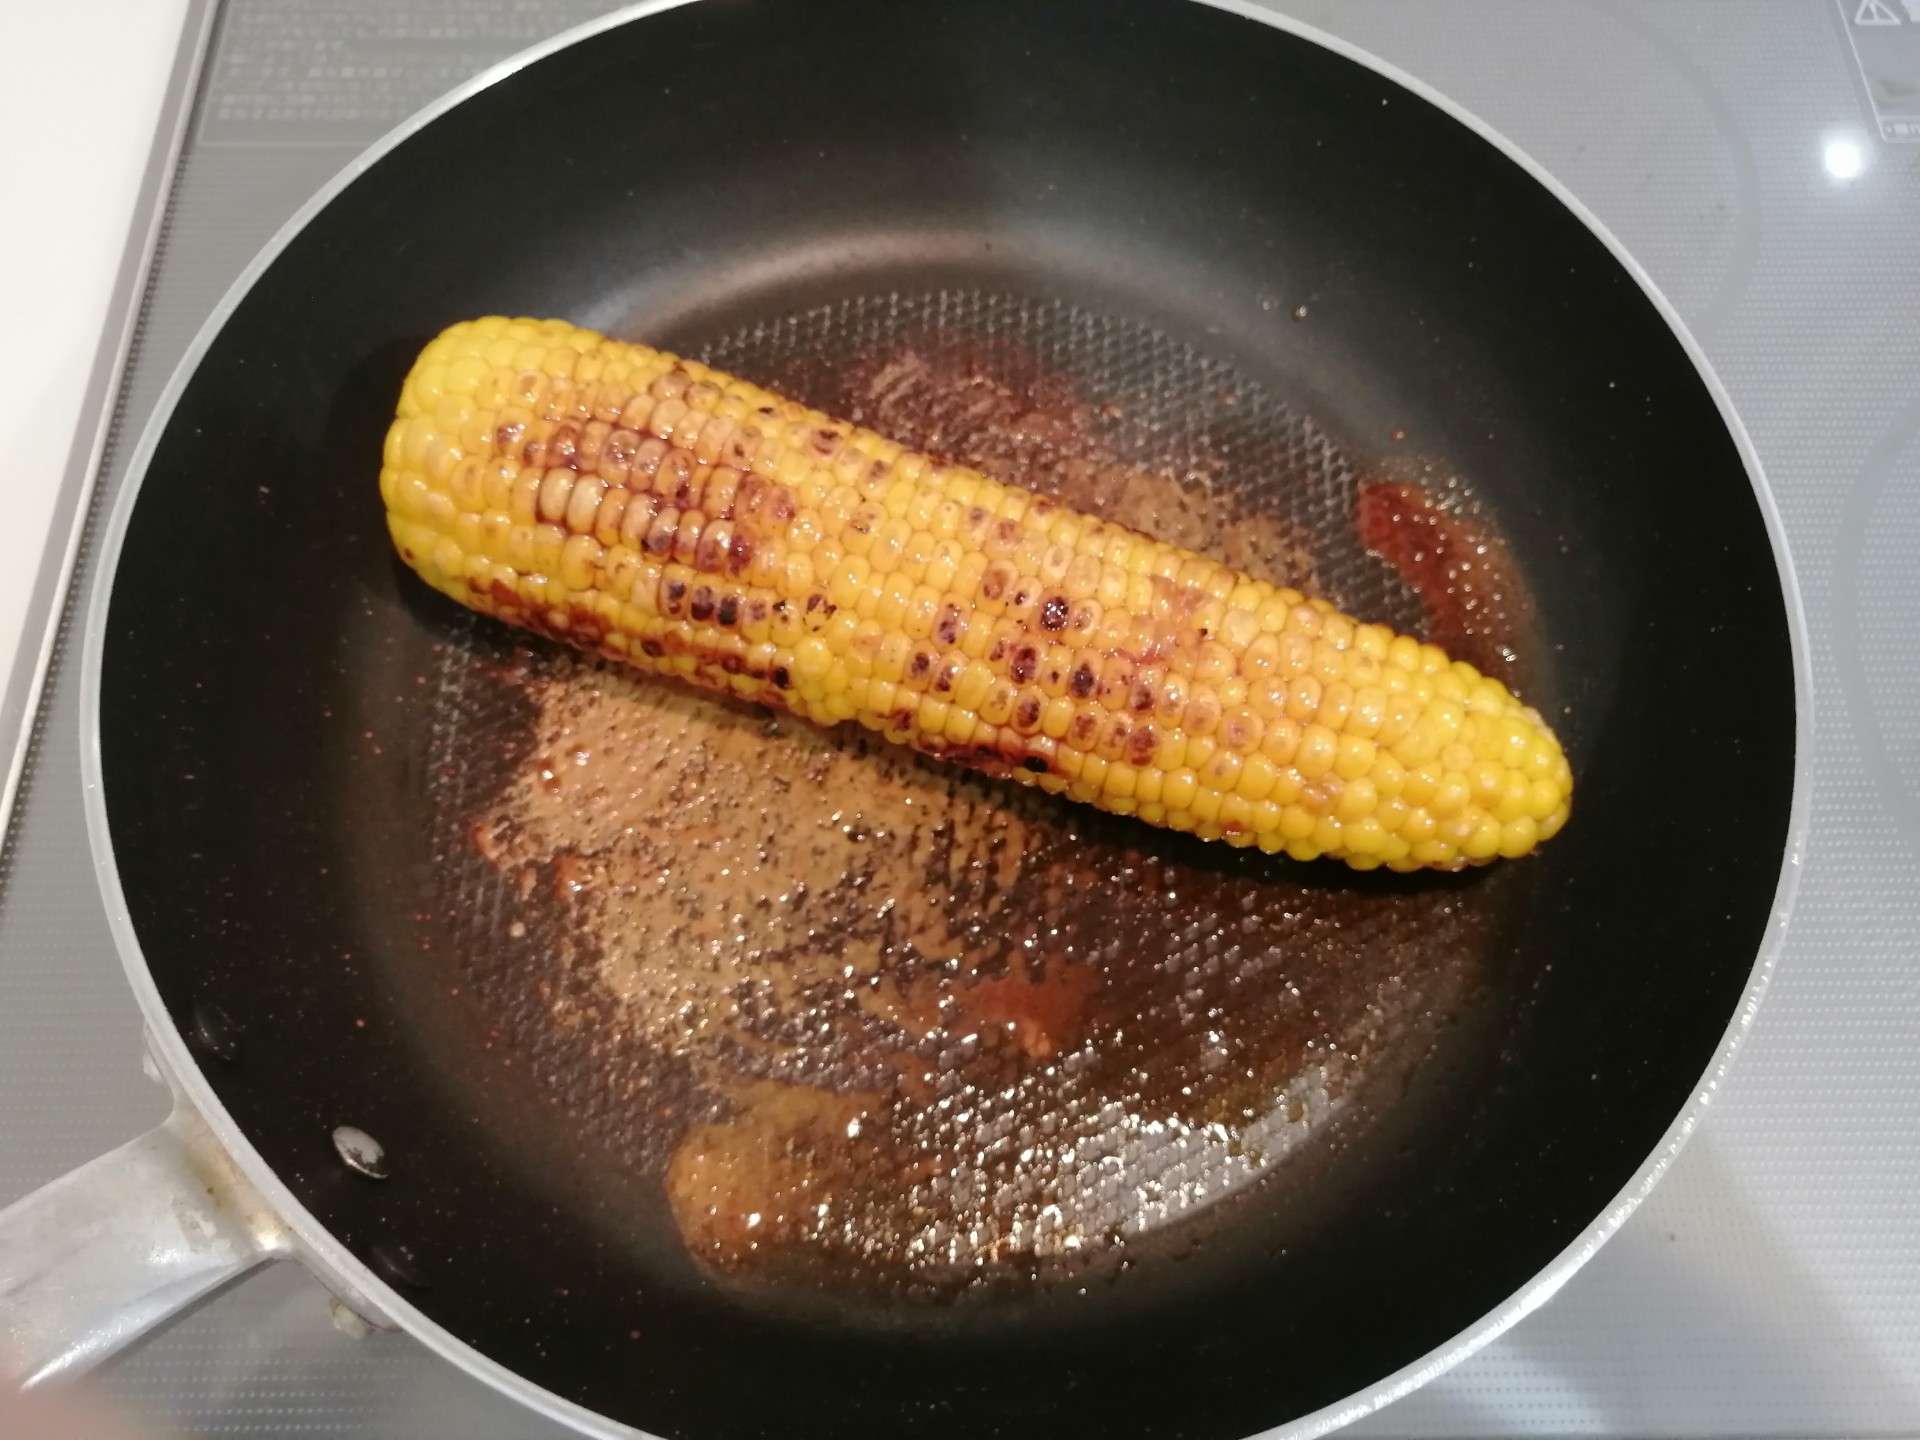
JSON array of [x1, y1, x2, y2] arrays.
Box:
[[548, 423, 582, 469], [908, 735, 1051, 777], [1013, 695, 1043, 733], [980, 567, 1011, 602], [1009, 645, 1039, 685], [934, 605, 964, 646], [1040, 596, 1070, 630], [721, 427, 757, 469], [505, 600, 612, 647], [603, 428, 640, 468], [633, 628, 774, 684], [689, 586, 717, 623], [1069, 662, 1098, 699], [727, 532, 754, 576], [908, 650, 935, 683], [716, 595, 740, 628], [771, 666, 791, 689], [568, 605, 611, 642], [1127, 725, 1159, 766], [631, 438, 668, 479], [1131, 676, 1157, 713]]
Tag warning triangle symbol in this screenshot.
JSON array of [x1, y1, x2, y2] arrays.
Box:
[[1857, 0, 1901, 24]]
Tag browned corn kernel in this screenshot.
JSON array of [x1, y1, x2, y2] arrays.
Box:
[[384, 318, 1572, 870]]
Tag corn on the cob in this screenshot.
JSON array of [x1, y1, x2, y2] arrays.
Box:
[[383, 317, 1571, 871]]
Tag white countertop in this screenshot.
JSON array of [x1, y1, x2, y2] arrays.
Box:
[[0, 0, 188, 692]]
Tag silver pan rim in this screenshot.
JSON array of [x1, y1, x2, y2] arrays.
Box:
[[77, 3, 1813, 1437]]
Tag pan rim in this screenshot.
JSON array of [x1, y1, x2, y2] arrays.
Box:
[[75, 2, 1814, 1437]]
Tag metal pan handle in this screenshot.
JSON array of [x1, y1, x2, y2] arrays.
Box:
[[0, 1103, 291, 1386]]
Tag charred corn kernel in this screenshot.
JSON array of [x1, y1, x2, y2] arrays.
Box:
[[386, 319, 1572, 870]]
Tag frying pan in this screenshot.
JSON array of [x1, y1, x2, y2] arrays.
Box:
[[0, 0, 1803, 1436]]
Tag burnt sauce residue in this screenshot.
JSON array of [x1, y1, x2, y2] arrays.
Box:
[[1355, 465, 1538, 688], [435, 339, 1534, 1298]]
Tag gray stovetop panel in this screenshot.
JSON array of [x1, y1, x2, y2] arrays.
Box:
[[3, 1, 1918, 1435]]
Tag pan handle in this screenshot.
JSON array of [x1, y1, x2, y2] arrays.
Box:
[[0, 1102, 291, 1387]]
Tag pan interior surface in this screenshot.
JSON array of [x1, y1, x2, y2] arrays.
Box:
[[96, 2, 1796, 1437]]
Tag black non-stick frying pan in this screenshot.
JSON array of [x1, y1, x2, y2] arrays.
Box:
[[2, 0, 1799, 1436]]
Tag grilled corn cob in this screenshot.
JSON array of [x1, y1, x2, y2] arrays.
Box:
[[384, 317, 1571, 871]]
